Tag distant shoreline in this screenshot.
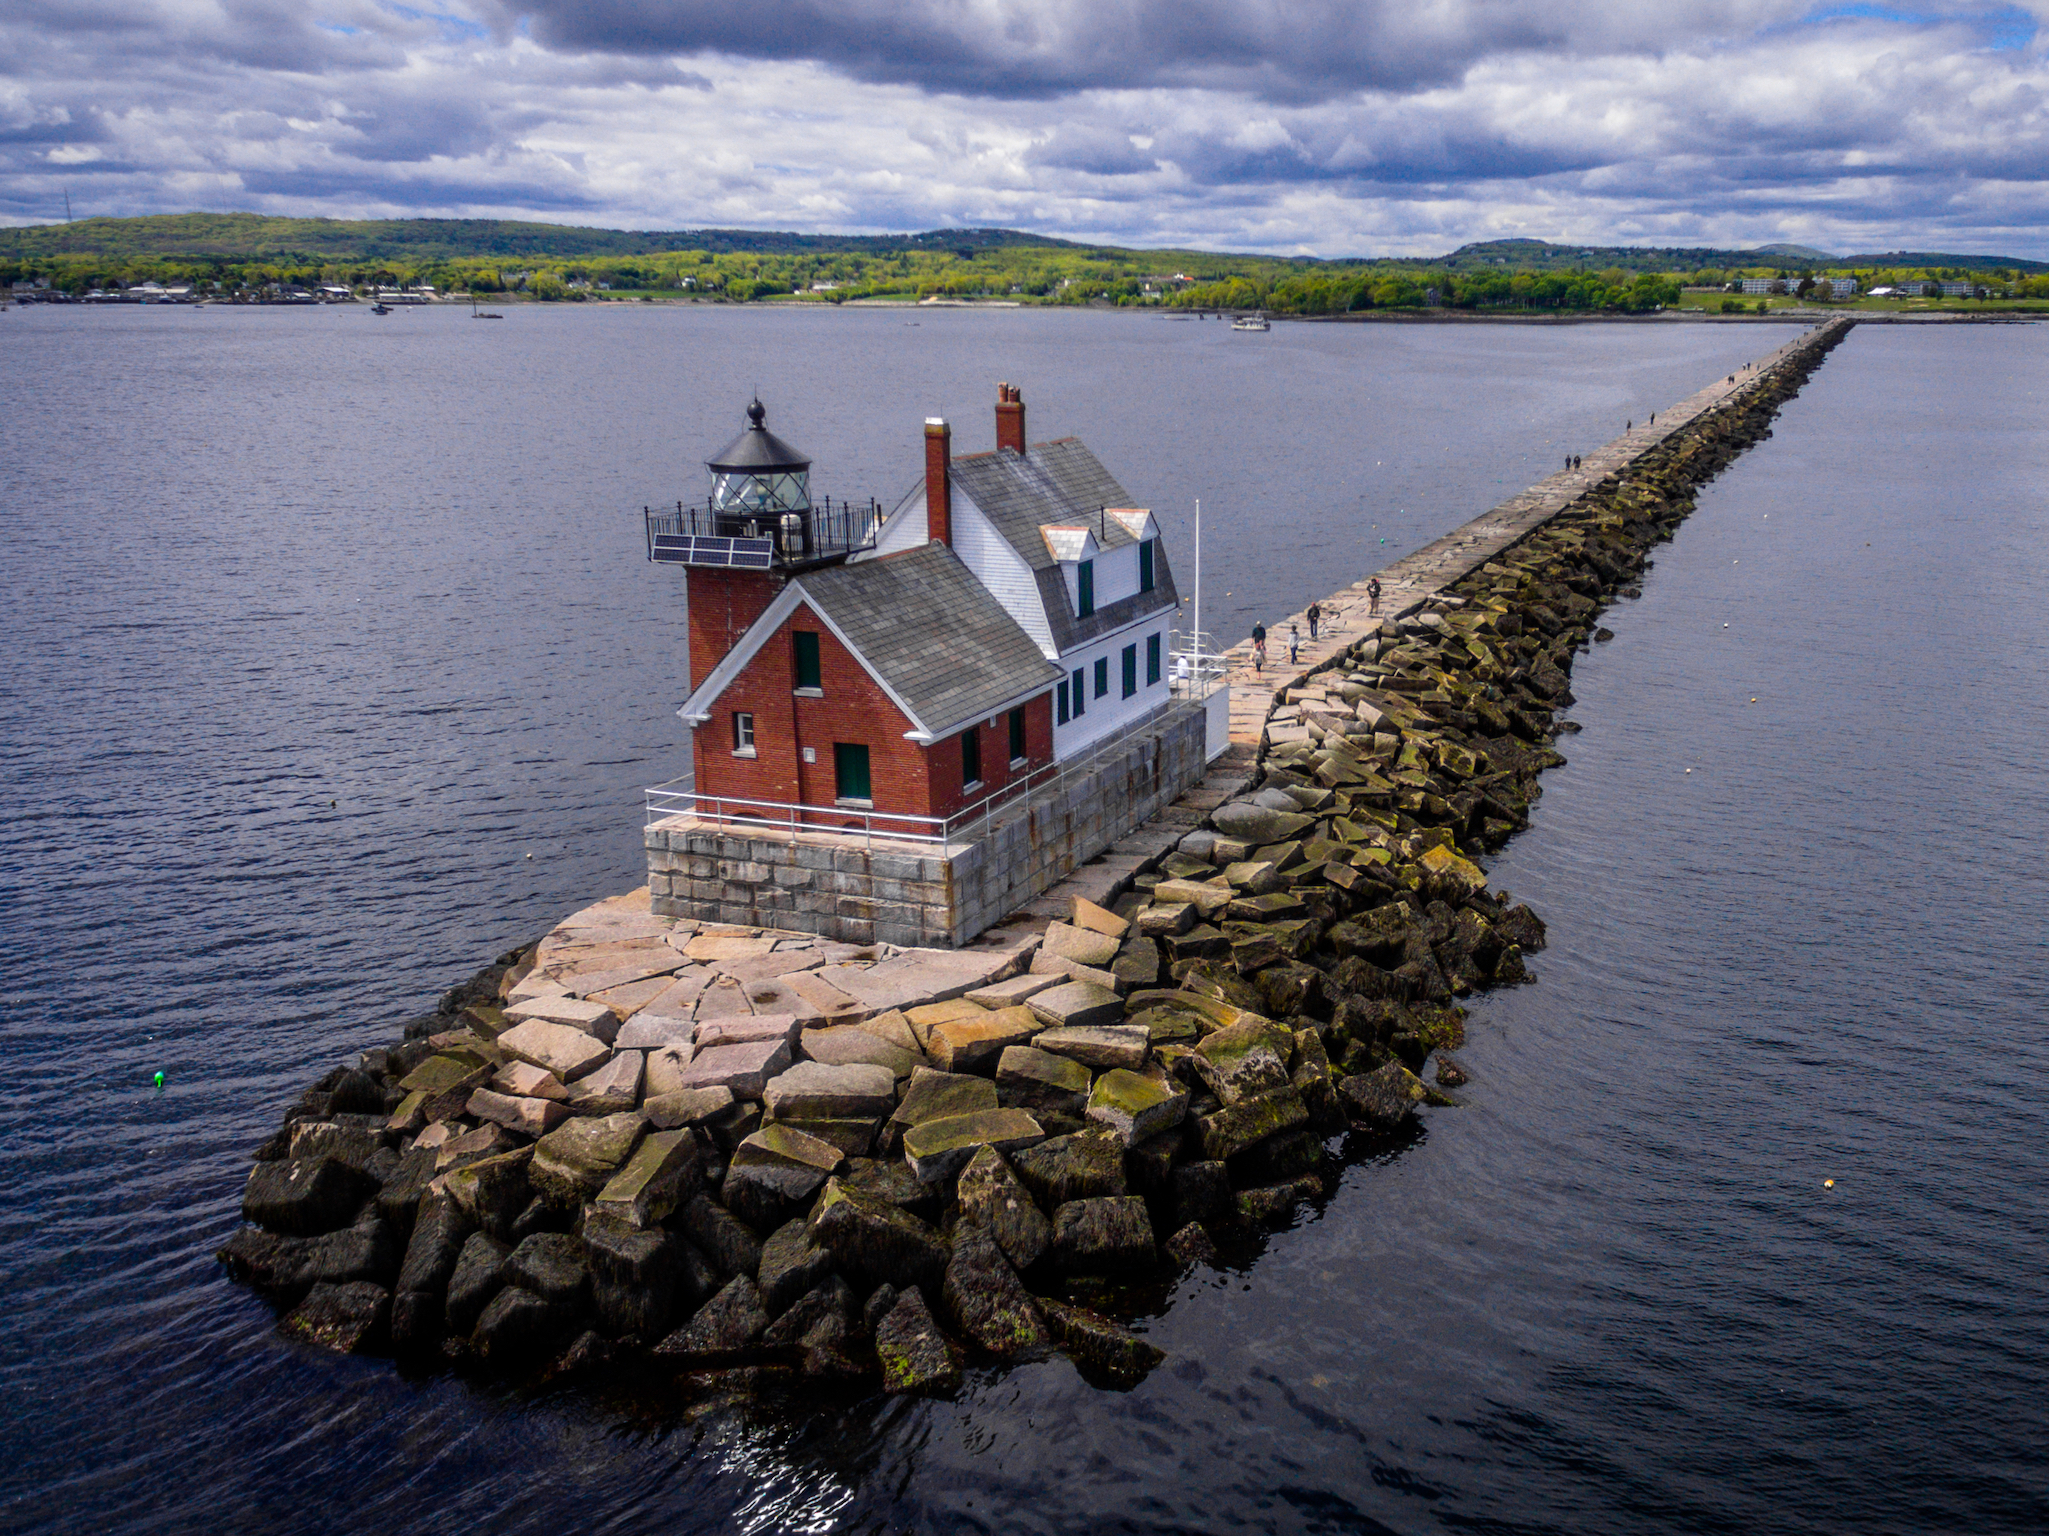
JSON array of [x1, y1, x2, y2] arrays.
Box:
[[10, 295, 2039, 325]]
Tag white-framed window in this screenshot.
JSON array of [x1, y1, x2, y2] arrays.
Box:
[[732, 711, 756, 757]]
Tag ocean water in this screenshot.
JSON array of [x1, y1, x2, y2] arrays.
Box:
[[1, 305, 2041, 1534]]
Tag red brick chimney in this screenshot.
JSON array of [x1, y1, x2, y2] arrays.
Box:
[[924, 417, 952, 545], [994, 382, 1026, 455]]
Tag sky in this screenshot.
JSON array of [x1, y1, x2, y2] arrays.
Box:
[[3, 1, 2047, 257]]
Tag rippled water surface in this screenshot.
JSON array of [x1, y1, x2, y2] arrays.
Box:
[[2, 308, 2043, 1534]]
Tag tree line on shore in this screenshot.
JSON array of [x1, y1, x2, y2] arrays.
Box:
[[5, 216, 2045, 314]]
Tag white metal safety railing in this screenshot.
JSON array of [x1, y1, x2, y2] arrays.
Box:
[[1168, 629, 1231, 702], [645, 697, 1187, 850]]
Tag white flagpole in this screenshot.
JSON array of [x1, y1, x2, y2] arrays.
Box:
[[1193, 497, 1202, 665]]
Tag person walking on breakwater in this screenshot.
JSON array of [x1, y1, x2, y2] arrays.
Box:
[[1368, 576, 1382, 615], [1289, 623, 1300, 665], [1252, 621, 1267, 672], [1307, 601, 1321, 640]]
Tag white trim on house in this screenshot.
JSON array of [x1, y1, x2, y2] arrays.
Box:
[[900, 679, 1051, 745]]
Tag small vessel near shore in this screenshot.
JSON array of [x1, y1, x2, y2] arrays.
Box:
[[1232, 311, 1271, 331], [471, 296, 503, 320], [370, 302, 394, 315]]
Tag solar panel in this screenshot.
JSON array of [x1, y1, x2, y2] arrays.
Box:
[[648, 534, 776, 569]]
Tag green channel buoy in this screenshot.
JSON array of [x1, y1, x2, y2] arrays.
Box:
[[153, 1071, 165, 1089]]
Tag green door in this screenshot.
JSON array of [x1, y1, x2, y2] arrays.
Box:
[[834, 742, 871, 802]]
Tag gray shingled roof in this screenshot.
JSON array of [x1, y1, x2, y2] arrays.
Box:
[[950, 438, 1138, 568], [796, 543, 1064, 739], [945, 437, 1181, 654]]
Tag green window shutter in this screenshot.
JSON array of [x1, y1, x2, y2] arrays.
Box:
[[1008, 706, 1027, 761], [1094, 657, 1108, 698], [833, 742, 871, 801], [1077, 560, 1095, 617], [1057, 680, 1069, 724], [1121, 644, 1137, 698], [1139, 539, 1155, 592], [1146, 633, 1161, 684], [1071, 668, 1086, 716], [793, 631, 822, 689], [961, 727, 981, 786]]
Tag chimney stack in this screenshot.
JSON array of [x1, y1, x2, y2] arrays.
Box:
[[994, 382, 1027, 455], [924, 417, 952, 546]]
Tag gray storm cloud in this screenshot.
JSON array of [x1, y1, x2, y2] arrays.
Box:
[[0, 0, 2043, 255], [498, 0, 1799, 100]]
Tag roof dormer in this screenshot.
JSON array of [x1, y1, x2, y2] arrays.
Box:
[[1041, 525, 1102, 617], [1039, 525, 1100, 564], [1104, 508, 1156, 541]]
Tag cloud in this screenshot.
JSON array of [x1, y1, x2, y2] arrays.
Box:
[[0, 0, 2044, 256]]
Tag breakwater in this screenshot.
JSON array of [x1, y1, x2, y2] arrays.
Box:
[[216, 319, 1852, 1400]]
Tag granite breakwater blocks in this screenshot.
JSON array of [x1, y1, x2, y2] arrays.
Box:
[[217, 328, 1845, 1405]]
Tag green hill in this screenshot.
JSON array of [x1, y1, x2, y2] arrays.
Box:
[[0, 214, 1082, 263], [1446, 237, 2046, 274], [2, 215, 2042, 276]]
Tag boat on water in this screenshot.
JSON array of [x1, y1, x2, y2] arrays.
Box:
[[371, 303, 394, 315], [1232, 312, 1271, 331], [471, 297, 503, 320]]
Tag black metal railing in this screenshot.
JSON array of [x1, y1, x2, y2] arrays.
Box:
[[644, 496, 882, 568]]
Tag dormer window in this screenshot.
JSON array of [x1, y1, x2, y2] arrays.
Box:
[[1077, 559, 1095, 617], [1139, 539, 1155, 593]]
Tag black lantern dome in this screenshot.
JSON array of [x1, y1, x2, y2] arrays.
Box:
[[707, 399, 812, 523]]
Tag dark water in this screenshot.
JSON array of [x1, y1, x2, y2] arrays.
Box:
[[3, 307, 2042, 1534]]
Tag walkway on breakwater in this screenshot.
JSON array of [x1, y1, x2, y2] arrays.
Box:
[[1217, 316, 1858, 746]]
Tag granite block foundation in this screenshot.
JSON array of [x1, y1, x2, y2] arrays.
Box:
[[647, 703, 1209, 948]]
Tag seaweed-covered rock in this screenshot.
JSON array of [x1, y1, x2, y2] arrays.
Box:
[[582, 1213, 682, 1340], [678, 1193, 762, 1279], [444, 1231, 512, 1336], [242, 1156, 376, 1237], [280, 1281, 389, 1354], [505, 1232, 589, 1308], [941, 1222, 1048, 1357], [1190, 1086, 1307, 1161], [808, 1177, 950, 1294], [757, 1217, 834, 1318], [654, 1275, 769, 1362], [874, 1286, 962, 1395], [1235, 1174, 1323, 1224], [473, 1285, 565, 1363], [1010, 1128, 1127, 1208], [1191, 1017, 1294, 1106], [216, 1226, 313, 1296], [529, 1113, 645, 1207], [592, 1128, 701, 1229], [1336, 1062, 1427, 1129], [955, 1145, 1052, 1271], [443, 1145, 534, 1242], [1164, 1222, 1220, 1267], [902, 1107, 1045, 1183], [1085, 1068, 1188, 1147], [1039, 1298, 1164, 1388], [1051, 1196, 1157, 1274], [994, 1046, 1091, 1121], [395, 1188, 472, 1301]]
